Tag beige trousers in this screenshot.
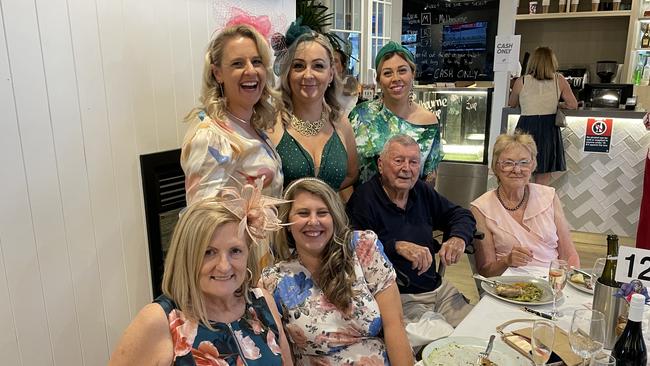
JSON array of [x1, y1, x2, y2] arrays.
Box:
[[400, 279, 473, 328]]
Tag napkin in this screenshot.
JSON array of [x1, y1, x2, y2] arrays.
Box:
[[405, 311, 454, 347], [513, 326, 583, 366]]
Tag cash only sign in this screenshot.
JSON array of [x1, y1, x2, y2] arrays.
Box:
[[493, 35, 521, 72]]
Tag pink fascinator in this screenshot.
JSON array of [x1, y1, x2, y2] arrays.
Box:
[[225, 7, 272, 40], [219, 177, 289, 244]]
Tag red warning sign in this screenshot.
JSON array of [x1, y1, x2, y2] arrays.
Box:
[[584, 118, 613, 153]]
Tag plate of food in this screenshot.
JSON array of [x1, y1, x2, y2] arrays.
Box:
[[423, 336, 530, 366], [567, 270, 594, 294], [481, 276, 557, 305]]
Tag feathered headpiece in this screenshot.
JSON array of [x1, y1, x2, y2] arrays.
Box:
[[218, 177, 290, 243], [270, 0, 349, 75]]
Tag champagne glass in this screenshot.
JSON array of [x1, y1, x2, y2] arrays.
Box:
[[531, 319, 556, 366], [569, 309, 606, 366], [548, 259, 568, 317], [590, 353, 616, 366], [591, 257, 607, 286]]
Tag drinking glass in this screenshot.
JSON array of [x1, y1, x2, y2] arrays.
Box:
[[590, 353, 616, 366], [549, 259, 568, 317], [591, 257, 607, 285], [531, 320, 556, 366], [569, 309, 606, 366]]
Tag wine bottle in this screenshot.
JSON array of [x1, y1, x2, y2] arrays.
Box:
[[642, 25, 650, 49], [612, 293, 648, 366], [598, 234, 620, 287]]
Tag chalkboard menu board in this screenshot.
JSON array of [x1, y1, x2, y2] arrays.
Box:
[[402, 0, 499, 83]]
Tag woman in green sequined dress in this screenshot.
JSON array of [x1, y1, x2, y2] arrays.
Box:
[[267, 25, 358, 192], [350, 41, 443, 186]]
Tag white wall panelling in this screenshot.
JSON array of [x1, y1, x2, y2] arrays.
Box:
[[0, 0, 294, 365]]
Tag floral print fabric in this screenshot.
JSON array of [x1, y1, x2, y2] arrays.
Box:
[[156, 288, 283, 366], [260, 230, 396, 365], [349, 99, 443, 184], [181, 111, 284, 205]]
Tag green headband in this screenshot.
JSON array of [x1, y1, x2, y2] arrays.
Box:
[[374, 41, 415, 70]]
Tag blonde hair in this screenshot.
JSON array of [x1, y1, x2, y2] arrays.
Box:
[[527, 47, 558, 81], [185, 24, 280, 130], [491, 131, 538, 177], [278, 32, 342, 128], [274, 178, 355, 311], [375, 52, 417, 83], [161, 200, 258, 329]]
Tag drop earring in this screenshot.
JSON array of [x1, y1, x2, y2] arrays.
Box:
[[408, 83, 415, 107]]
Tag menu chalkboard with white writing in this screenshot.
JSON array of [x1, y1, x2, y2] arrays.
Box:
[[401, 0, 499, 83]]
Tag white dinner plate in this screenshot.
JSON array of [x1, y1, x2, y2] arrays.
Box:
[[423, 336, 530, 366], [481, 275, 559, 305], [566, 270, 594, 294]]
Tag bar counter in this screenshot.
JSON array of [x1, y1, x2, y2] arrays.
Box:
[[500, 107, 649, 237]]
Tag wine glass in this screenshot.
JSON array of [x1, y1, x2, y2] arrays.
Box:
[[569, 309, 606, 366], [590, 353, 616, 366], [531, 319, 556, 366], [548, 259, 568, 317], [591, 258, 607, 286]]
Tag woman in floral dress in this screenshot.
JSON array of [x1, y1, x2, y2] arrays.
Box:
[[109, 182, 293, 366], [349, 41, 443, 186], [260, 178, 413, 365]]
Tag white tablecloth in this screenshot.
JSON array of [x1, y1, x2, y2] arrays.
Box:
[[453, 266, 593, 339]]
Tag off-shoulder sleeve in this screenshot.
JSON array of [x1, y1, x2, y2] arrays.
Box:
[[351, 230, 396, 296], [180, 116, 235, 203]]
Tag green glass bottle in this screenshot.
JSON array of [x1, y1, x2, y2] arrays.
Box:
[[598, 234, 620, 287]]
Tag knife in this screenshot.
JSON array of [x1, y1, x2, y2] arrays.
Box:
[[522, 306, 556, 320]]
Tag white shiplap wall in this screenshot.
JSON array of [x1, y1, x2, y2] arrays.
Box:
[[0, 0, 294, 365]]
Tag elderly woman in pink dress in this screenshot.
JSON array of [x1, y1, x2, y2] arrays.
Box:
[[470, 132, 580, 277]]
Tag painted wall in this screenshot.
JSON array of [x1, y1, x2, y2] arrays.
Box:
[[0, 0, 293, 365]]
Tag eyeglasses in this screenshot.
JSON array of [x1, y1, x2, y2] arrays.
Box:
[[498, 159, 532, 171]]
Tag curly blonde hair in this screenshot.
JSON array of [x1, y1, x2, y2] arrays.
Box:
[[274, 178, 355, 311], [162, 200, 258, 329], [185, 24, 280, 130]]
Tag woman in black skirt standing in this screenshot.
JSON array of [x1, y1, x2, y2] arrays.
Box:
[[508, 47, 577, 185]]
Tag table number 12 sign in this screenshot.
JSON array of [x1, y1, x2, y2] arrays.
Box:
[[615, 246, 650, 287]]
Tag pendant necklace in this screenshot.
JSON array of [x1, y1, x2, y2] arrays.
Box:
[[496, 185, 528, 211]]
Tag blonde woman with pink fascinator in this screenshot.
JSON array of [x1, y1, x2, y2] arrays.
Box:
[[109, 179, 293, 366], [181, 13, 284, 206]]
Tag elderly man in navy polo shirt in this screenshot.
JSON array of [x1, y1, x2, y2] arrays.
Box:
[[346, 134, 475, 328]]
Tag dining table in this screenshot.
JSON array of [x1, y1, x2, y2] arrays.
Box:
[[418, 265, 650, 365]]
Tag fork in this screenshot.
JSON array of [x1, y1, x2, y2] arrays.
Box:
[[476, 334, 496, 365]]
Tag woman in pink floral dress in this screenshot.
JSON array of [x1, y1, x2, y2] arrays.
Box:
[[260, 178, 413, 365], [109, 181, 293, 366]]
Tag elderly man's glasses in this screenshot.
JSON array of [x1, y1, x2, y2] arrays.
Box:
[[498, 159, 531, 171]]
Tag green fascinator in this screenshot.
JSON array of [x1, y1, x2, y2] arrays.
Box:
[[374, 41, 415, 70]]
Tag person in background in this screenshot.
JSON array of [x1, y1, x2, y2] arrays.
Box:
[[350, 41, 443, 186], [332, 48, 348, 77], [346, 135, 475, 328], [268, 23, 358, 192], [508, 46, 578, 186], [470, 132, 580, 277], [109, 180, 293, 366], [260, 178, 413, 365], [181, 24, 283, 205]]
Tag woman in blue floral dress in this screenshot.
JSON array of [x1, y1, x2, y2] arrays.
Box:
[[350, 41, 443, 185], [260, 178, 413, 365]]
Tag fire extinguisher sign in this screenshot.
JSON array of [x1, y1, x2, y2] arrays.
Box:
[[584, 118, 613, 153]]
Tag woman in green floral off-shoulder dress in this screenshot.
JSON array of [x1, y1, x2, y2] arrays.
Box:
[[350, 41, 443, 185]]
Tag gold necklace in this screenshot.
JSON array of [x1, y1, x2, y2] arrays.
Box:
[[290, 111, 326, 136], [226, 110, 250, 125]]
